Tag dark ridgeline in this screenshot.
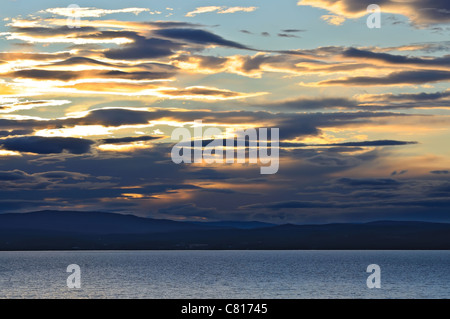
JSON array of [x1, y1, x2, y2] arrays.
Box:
[[0, 210, 450, 250]]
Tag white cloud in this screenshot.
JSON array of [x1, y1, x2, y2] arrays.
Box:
[[185, 6, 223, 17], [186, 6, 258, 17], [41, 7, 157, 18], [321, 15, 346, 26], [218, 7, 258, 14]]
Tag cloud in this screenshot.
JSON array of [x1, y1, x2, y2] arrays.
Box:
[[277, 33, 301, 38], [0, 170, 30, 181], [337, 178, 402, 189], [154, 28, 253, 50], [318, 70, 450, 86], [185, 6, 223, 17], [101, 136, 162, 144], [41, 7, 154, 18], [9, 26, 98, 36], [241, 200, 333, 210], [262, 97, 359, 110], [282, 140, 417, 147], [382, 41, 450, 54], [104, 36, 183, 60], [156, 86, 265, 100], [2, 26, 134, 45], [0, 136, 94, 154], [391, 170, 408, 176], [7, 68, 176, 81], [321, 15, 346, 26], [357, 89, 450, 109], [0, 51, 72, 62], [325, 140, 416, 147], [430, 170, 449, 174], [218, 7, 258, 14], [34, 171, 91, 180], [343, 48, 450, 68], [185, 6, 257, 17], [0, 98, 71, 113], [0, 129, 33, 137], [298, 0, 450, 25], [281, 29, 306, 33], [158, 203, 218, 218], [363, 90, 450, 102]]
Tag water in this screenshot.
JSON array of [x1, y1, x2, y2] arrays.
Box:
[[0, 250, 448, 299]]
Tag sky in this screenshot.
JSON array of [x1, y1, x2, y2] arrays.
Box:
[[0, 0, 449, 224]]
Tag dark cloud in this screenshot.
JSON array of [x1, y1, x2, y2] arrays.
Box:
[[277, 33, 300, 38], [154, 28, 253, 50], [158, 203, 217, 218], [48, 57, 178, 73], [281, 29, 306, 33], [8, 69, 176, 81], [343, 48, 450, 66], [10, 26, 97, 36], [282, 140, 417, 147], [64, 108, 163, 126], [34, 171, 89, 180], [322, 140, 417, 147], [157, 87, 244, 98], [101, 70, 175, 80], [101, 136, 162, 144], [430, 170, 449, 174], [384, 90, 450, 101], [391, 170, 408, 176], [261, 32, 270, 37], [147, 21, 205, 28], [337, 178, 402, 189], [104, 37, 183, 60], [0, 170, 30, 181], [10, 69, 80, 81], [50, 56, 114, 67], [0, 130, 33, 137], [352, 90, 450, 109], [320, 70, 450, 86], [241, 200, 333, 210], [0, 136, 94, 154], [262, 97, 359, 110]]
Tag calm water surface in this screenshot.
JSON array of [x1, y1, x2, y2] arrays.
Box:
[[0, 250, 448, 298]]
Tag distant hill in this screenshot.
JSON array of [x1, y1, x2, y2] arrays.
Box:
[[0, 210, 214, 234], [189, 220, 276, 229], [0, 211, 450, 250]]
